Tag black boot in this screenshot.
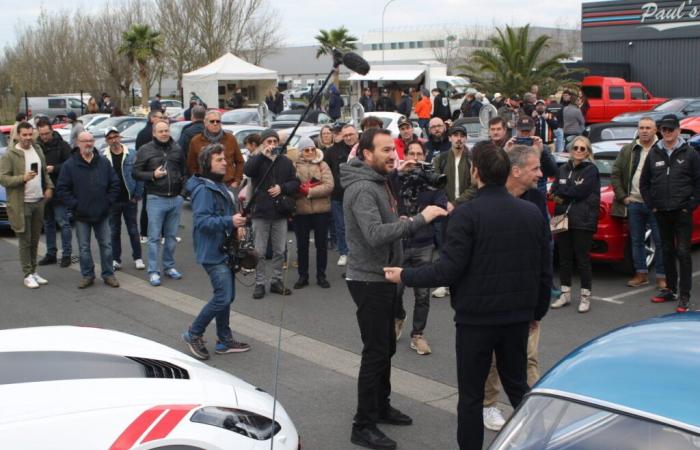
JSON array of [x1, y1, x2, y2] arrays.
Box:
[[350, 425, 397, 450], [317, 275, 330, 288], [253, 284, 266, 299], [59, 256, 72, 268], [293, 276, 309, 289], [270, 280, 291, 295], [38, 254, 57, 266]]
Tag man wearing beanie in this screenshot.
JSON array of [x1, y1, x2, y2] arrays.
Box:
[[243, 128, 300, 299]]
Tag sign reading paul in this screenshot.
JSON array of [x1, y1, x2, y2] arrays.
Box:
[[582, 0, 700, 41]]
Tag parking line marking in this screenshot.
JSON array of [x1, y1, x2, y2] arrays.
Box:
[[590, 270, 700, 304]]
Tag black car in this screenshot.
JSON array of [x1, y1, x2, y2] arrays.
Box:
[[612, 98, 700, 124]]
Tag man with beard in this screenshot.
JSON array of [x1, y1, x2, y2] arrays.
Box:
[[324, 124, 358, 267], [432, 125, 475, 212], [342, 128, 447, 450], [187, 110, 244, 189], [35, 119, 73, 268], [56, 131, 120, 289], [133, 121, 187, 287], [424, 117, 450, 162]]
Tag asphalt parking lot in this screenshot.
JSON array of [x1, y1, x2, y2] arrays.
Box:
[[1, 202, 697, 449]]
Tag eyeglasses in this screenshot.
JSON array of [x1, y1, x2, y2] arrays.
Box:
[[660, 127, 676, 133], [571, 146, 588, 152], [208, 120, 221, 124]]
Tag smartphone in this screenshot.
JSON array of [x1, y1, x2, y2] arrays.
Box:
[[515, 137, 534, 146], [30, 162, 38, 173], [271, 146, 285, 156]]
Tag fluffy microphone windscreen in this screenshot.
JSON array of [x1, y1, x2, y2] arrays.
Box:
[[342, 52, 370, 75]]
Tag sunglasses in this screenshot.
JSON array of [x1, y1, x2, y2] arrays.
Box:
[[660, 127, 676, 133], [571, 146, 588, 152], [208, 120, 221, 124]]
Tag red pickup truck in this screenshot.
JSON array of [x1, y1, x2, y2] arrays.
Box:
[[581, 76, 666, 124]]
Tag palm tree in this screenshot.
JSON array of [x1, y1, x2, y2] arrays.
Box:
[[314, 26, 359, 87], [119, 24, 163, 108], [457, 25, 576, 98]]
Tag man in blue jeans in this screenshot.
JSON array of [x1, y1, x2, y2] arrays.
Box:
[[182, 143, 250, 359], [611, 117, 666, 288], [133, 120, 186, 286], [56, 131, 120, 289]]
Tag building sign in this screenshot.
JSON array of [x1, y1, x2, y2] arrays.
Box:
[[582, 0, 700, 41]]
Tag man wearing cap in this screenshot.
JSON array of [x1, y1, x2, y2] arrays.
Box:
[[532, 99, 559, 149], [506, 116, 558, 195], [376, 88, 396, 112], [102, 127, 145, 271], [394, 117, 425, 161], [640, 114, 700, 313], [187, 110, 244, 189], [432, 125, 475, 211], [56, 131, 120, 289], [243, 129, 300, 300], [68, 111, 84, 148], [498, 95, 525, 138]]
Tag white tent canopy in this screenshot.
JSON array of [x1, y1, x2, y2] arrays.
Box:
[[182, 53, 278, 108]]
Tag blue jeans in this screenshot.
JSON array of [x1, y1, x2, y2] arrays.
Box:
[[75, 218, 113, 279], [110, 200, 142, 263], [554, 128, 565, 153], [628, 201, 665, 276], [146, 195, 183, 274], [190, 263, 235, 341], [331, 200, 347, 255], [44, 199, 72, 257]]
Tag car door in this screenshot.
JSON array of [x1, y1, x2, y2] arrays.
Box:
[[629, 85, 649, 112], [607, 85, 627, 119]]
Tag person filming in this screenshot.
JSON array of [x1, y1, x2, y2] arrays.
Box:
[[341, 128, 447, 450]]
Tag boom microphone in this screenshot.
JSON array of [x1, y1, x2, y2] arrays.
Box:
[[333, 48, 371, 75]]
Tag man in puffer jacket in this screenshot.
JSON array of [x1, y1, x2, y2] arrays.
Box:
[[292, 137, 334, 289]]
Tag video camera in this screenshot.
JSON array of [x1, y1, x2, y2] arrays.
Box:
[[221, 228, 259, 273], [398, 161, 447, 215]]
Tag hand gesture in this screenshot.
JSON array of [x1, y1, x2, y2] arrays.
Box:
[[267, 184, 281, 197], [420, 205, 448, 223], [154, 165, 167, 179], [383, 267, 403, 284]]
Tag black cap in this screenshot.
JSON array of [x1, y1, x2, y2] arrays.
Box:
[[260, 128, 280, 142], [397, 116, 412, 128], [510, 94, 521, 102], [657, 114, 680, 129], [516, 116, 535, 131], [448, 125, 467, 136]]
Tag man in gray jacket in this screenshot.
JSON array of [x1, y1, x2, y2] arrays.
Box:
[[341, 128, 447, 450]]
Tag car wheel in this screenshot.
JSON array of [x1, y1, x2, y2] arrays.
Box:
[[644, 227, 656, 269], [614, 227, 655, 274]]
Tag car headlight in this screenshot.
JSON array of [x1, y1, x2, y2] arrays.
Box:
[[0, 202, 6, 208], [190, 406, 281, 440]]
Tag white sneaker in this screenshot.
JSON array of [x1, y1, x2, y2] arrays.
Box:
[[337, 255, 347, 266], [432, 286, 449, 298], [24, 275, 39, 289], [112, 261, 122, 271], [176, 236, 182, 243], [31, 273, 48, 285], [483, 406, 506, 431], [134, 259, 146, 270], [140, 236, 148, 244]]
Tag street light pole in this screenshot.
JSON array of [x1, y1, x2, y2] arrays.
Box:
[[381, 0, 397, 65]]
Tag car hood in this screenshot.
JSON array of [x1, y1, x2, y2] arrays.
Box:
[[612, 111, 676, 123]]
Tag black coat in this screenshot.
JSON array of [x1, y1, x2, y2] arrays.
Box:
[[551, 160, 600, 232], [133, 138, 186, 197], [402, 185, 551, 325], [178, 121, 204, 164], [640, 141, 700, 212], [135, 122, 153, 150], [243, 153, 300, 220], [432, 94, 451, 121], [56, 150, 120, 223], [424, 135, 451, 163], [324, 142, 352, 201], [376, 95, 396, 112], [397, 95, 412, 117], [37, 131, 71, 184]]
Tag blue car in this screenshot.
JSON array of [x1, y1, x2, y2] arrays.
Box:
[[490, 313, 700, 449]]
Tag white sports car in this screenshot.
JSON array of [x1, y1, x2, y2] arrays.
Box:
[[0, 326, 300, 450]]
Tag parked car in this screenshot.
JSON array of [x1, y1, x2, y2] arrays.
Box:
[[221, 124, 265, 143], [160, 99, 184, 117], [273, 109, 332, 126], [581, 76, 666, 124], [221, 108, 273, 126], [0, 326, 300, 449], [288, 86, 312, 100], [612, 97, 700, 124], [79, 113, 111, 130], [361, 111, 425, 138], [91, 116, 148, 149], [681, 116, 700, 135], [17, 96, 87, 121], [283, 125, 323, 149], [490, 313, 700, 450]]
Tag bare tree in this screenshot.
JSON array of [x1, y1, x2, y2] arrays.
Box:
[[240, 7, 284, 65]]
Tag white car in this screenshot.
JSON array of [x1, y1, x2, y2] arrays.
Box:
[[362, 111, 424, 139], [0, 326, 300, 450]]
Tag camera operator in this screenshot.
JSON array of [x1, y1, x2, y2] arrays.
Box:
[[181, 144, 250, 360], [341, 128, 447, 450], [389, 141, 448, 355], [505, 116, 557, 195], [532, 99, 559, 150]]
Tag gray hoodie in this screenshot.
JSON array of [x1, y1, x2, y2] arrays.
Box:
[[340, 158, 427, 282]]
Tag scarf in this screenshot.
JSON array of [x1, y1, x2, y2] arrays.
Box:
[[204, 128, 224, 143]]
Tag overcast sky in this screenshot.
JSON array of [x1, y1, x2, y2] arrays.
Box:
[[0, 0, 585, 49]]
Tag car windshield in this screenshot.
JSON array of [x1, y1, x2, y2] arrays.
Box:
[[0, 133, 7, 148], [599, 127, 637, 141], [85, 116, 109, 130], [275, 114, 302, 122], [489, 395, 700, 450], [655, 99, 687, 112], [121, 122, 146, 139], [91, 117, 141, 134], [594, 154, 617, 187], [222, 110, 257, 124]]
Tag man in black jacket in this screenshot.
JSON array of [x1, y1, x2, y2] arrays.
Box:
[[36, 120, 73, 267], [640, 114, 700, 312], [56, 131, 120, 289], [179, 105, 206, 167], [424, 118, 450, 162], [397, 89, 412, 117], [243, 129, 300, 299], [359, 88, 375, 113], [133, 121, 186, 287], [136, 109, 167, 241], [376, 89, 396, 112], [384, 143, 551, 450]]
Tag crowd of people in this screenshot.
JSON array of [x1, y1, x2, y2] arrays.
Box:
[[1, 81, 698, 450]]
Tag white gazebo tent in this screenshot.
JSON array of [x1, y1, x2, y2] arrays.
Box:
[[182, 53, 278, 108]]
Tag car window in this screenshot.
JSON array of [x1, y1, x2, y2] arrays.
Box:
[[235, 129, 262, 143], [69, 98, 83, 109], [609, 87, 625, 100], [600, 127, 637, 141], [655, 99, 686, 112], [275, 114, 301, 122], [630, 87, 646, 100], [685, 102, 700, 113], [581, 86, 602, 99], [121, 122, 146, 139], [490, 395, 700, 450], [48, 98, 66, 109], [222, 110, 257, 124], [318, 113, 331, 124], [381, 118, 392, 128]]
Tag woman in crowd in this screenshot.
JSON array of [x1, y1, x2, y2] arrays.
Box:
[[292, 136, 334, 289], [86, 97, 99, 114], [316, 125, 334, 152], [550, 136, 600, 313]]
